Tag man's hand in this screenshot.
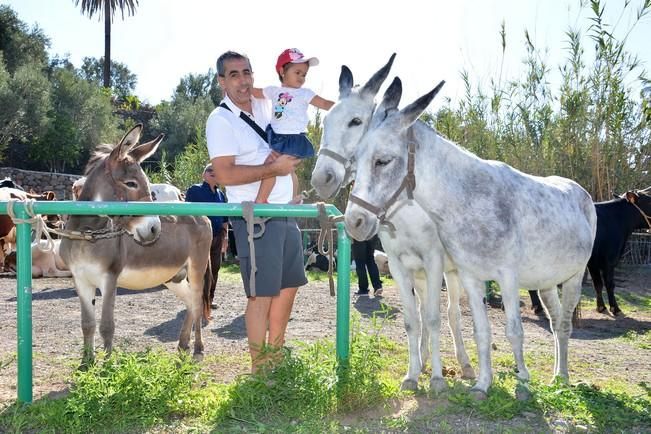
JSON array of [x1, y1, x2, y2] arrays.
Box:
[[264, 151, 281, 164], [270, 154, 300, 176]]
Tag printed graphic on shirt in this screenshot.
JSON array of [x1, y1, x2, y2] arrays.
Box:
[[273, 92, 294, 119]]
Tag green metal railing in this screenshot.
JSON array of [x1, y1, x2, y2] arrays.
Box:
[[0, 201, 351, 403]]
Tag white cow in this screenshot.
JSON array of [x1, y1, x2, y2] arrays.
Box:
[[5, 239, 71, 278], [150, 183, 184, 202], [71, 177, 86, 200], [345, 84, 597, 398], [373, 250, 390, 276]]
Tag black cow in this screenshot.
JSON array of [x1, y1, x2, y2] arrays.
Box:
[[587, 188, 651, 315], [0, 177, 23, 190]]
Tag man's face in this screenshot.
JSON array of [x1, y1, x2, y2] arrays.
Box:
[[203, 166, 216, 185], [218, 58, 253, 109]]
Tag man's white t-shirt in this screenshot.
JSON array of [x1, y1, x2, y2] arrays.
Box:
[[263, 86, 316, 134], [206, 95, 293, 204]]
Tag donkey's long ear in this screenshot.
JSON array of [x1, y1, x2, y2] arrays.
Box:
[[130, 134, 164, 163], [339, 65, 354, 99], [359, 53, 396, 100], [110, 124, 143, 161], [371, 77, 402, 128], [398, 80, 445, 130], [119, 124, 143, 148]]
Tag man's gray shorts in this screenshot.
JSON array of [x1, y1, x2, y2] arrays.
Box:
[[231, 217, 308, 297]]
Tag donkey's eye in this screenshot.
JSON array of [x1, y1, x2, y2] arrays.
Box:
[[124, 181, 138, 189], [375, 158, 392, 167], [348, 117, 362, 127]]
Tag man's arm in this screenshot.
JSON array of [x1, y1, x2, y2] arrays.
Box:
[[211, 155, 300, 186]]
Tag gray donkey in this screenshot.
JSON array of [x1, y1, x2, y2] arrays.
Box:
[[311, 58, 475, 393], [345, 85, 597, 399]]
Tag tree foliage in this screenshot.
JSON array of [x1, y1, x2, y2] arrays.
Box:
[[29, 67, 118, 172], [149, 72, 219, 159], [432, 0, 650, 200], [73, 0, 139, 88], [0, 5, 49, 73], [79, 56, 137, 98], [0, 1, 648, 203]]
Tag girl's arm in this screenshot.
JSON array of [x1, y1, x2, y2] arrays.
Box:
[[251, 87, 265, 99], [310, 95, 335, 111]]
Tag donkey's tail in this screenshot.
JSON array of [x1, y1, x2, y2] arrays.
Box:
[[202, 257, 213, 322]]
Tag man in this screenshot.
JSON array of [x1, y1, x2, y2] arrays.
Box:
[[207, 51, 306, 372], [185, 164, 229, 309], [352, 235, 383, 297]]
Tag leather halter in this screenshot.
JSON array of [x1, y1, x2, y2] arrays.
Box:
[[317, 147, 355, 184], [348, 141, 417, 232], [89, 161, 161, 245]]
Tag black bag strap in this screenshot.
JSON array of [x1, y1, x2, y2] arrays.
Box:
[[219, 102, 268, 143]]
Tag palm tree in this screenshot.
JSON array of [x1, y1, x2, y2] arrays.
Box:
[[73, 0, 138, 89]]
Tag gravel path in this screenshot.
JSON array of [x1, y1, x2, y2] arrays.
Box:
[[1, 266, 650, 404]]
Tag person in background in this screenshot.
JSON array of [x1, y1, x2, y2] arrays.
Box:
[[185, 163, 228, 309], [352, 235, 383, 297]]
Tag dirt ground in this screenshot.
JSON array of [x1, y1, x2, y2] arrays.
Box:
[[0, 265, 650, 429]]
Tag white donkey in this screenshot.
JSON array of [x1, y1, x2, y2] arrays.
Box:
[[311, 58, 475, 391], [345, 85, 597, 398]]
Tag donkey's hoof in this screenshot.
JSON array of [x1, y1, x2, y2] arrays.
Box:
[[461, 365, 476, 380], [515, 383, 532, 401], [78, 360, 94, 372], [192, 352, 204, 362], [401, 378, 419, 391], [469, 387, 488, 400], [429, 377, 448, 396], [611, 307, 622, 316], [597, 305, 607, 313]]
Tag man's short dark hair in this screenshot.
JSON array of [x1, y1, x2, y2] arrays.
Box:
[[216, 51, 252, 77]]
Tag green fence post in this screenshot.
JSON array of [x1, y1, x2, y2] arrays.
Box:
[[0, 201, 352, 402], [335, 222, 351, 366], [15, 204, 33, 403]]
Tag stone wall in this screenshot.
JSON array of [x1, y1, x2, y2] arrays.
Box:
[[0, 167, 81, 200]]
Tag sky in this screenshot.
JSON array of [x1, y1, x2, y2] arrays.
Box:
[[3, 0, 651, 112]]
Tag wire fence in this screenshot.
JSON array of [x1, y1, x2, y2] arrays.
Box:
[[618, 231, 651, 265]]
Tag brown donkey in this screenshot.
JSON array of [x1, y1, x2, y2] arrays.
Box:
[[59, 124, 213, 366]]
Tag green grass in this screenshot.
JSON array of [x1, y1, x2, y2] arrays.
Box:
[[578, 285, 651, 315], [0, 312, 399, 433], [1, 304, 649, 433], [619, 329, 651, 350]]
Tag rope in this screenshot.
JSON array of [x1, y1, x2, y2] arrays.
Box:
[[316, 202, 343, 296], [296, 186, 317, 204], [241, 201, 270, 298], [6, 199, 55, 253], [631, 202, 651, 231]]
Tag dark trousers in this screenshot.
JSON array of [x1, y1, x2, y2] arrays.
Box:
[[206, 229, 225, 303], [352, 239, 382, 292]]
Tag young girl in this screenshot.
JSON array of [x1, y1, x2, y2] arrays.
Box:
[[252, 48, 334, 203]]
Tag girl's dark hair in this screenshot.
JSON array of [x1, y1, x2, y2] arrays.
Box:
[[277, 63, 294, 83]]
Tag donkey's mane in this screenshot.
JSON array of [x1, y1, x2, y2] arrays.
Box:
[[84, 143, 117, 176]]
